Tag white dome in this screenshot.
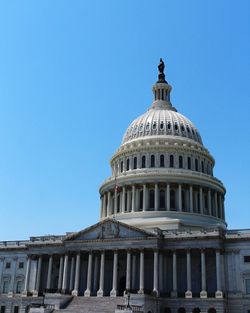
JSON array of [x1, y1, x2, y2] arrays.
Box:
[[122, 104, 203, 145]]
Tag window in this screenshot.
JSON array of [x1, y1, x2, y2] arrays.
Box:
[[170, 155, 174, 168], [174, 123, 178, 130], [149, 190, 155, 209], [133, 157, 137, 169], [150, 155, 155, 167], [170, 190, 176, 210], [178, 308, 186, 313], [5, 262, 11, 269], [160, 154, 165, 167], [160, 122, 164, 130], [179, 156, 183, 168], [192, 309, 201, 313], [181, 125, 185, 132], [126, 158, 130, 171], [18, 262, 24, 269], [160, 190, 165, 209], [164, 309, 171, 313], [2, 281, 9, 294], [208, 309, 216, 313], [152, 122, 157, 130], [167, 122, 171, 130], [201, 161, 204, 173], [120, 161, 123, 173], [0, 306, 5, 313], [188, 157, 191, 170], [117, 195, 120, 213], [14, 307, 19, 313], [141, 156, 146, 168], [195, 159, 198, 171], [139, 190, 143, 211], [146, 122, 150, 130], [16, 281, 23, 294], [244, 256, 250, 263]]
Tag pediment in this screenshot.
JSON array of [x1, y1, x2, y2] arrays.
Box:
[[65, 219, 152, 241]]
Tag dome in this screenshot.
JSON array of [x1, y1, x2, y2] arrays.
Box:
[[122, 105, 203, 145]]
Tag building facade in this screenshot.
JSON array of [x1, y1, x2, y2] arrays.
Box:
[[0, 61, 250, 313]]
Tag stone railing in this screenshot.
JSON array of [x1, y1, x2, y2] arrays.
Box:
[[0, 240, 29, 247], [116, 305, 143, 312]]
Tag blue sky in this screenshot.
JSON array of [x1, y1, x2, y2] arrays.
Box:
[[0, 1, 249, 240]]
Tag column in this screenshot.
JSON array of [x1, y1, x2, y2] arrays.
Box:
[[215, 250, 223, 298], [185, 250, 192, 298], [8, 257, 18, 297], [208, 189, 212, 216], [178, 184, 182, 211], [138, 250, 144, 294], [62, 254, 69, 293], [110, 250, 118, 297], [85, 252, 93, 296], [189, 185, 193, 212], [114, 189, 118, 214], [132, 254, 137, 290], [107, 191, 111, 216], [171, 251, 177, 297], [166, 184, 170, 211], [97, 251, 105, 297], [0, 257, 4, 294], [103, 193, 107, 217], [57, 256, 64, 291], [125, 250, 131, 292], [199, 187, 203, 214], [159, 254, 163, 294], [72, 253, 80, 296], [22, 257, 31, 296], [143, 184, 147, 212], [200, 250, 207, 298], [122, 187, 126, 213], [33, 256, 42, 296], [154, 184, 159, 211], [46, 255, 53, 290], [153, 250, 159, 296], [69, 256, 75, 292], [131, 185, 136, 212], [214, 191, 218, 217]]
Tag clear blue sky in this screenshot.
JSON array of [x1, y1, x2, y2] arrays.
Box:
[[0, 1, 249, 240]]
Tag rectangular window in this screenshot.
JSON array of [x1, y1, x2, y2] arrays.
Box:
[[18, 262, 24, 269], [16, 281, 23, 294], [5, 262, 11, 269], [246, 279, 250, 294], [14, 307, 19, 313], [0, 306, 6, 313], [3, 281, 9, 294], [244, 256, 250, 263]]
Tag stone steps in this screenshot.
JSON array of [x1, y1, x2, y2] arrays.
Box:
[[54, 296, 125, 313]]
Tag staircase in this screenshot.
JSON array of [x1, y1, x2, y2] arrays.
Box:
[[54, 296, 125, 313]]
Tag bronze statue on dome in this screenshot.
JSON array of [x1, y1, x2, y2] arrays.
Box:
[[157, 58, 167, 83]]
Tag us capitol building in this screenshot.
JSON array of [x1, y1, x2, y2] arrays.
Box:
[[0, 60, 250, 313]]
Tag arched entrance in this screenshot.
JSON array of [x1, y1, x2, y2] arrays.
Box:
[[208, 309, 216, 313], [178, 308, 186, 313], [164, 308, 171, 313], [193, 308, 201, 313]]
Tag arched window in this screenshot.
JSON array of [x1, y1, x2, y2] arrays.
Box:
[[133, 157, 137, 169], [160, 154, 165, 167], [126, 159, 130, 171], [151, 155, 155, 167], [149, 190, 155, 210], [178, 308, 186, 313], [167, 122, 171, 130], [170, 155, 174, 168], [160, 121, 164, 130], [120, 161, 123, 173], [142, 156, 146, 168], [170, 190, 176, 210], [139, 190, 143, 211], [160, 190, 165, 209], [188, 157, 191, 170], [195, 159, 198, 171], [179, 156, 183, 168], [192, 308, 201, 313], [208, 309, 216, 313]]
